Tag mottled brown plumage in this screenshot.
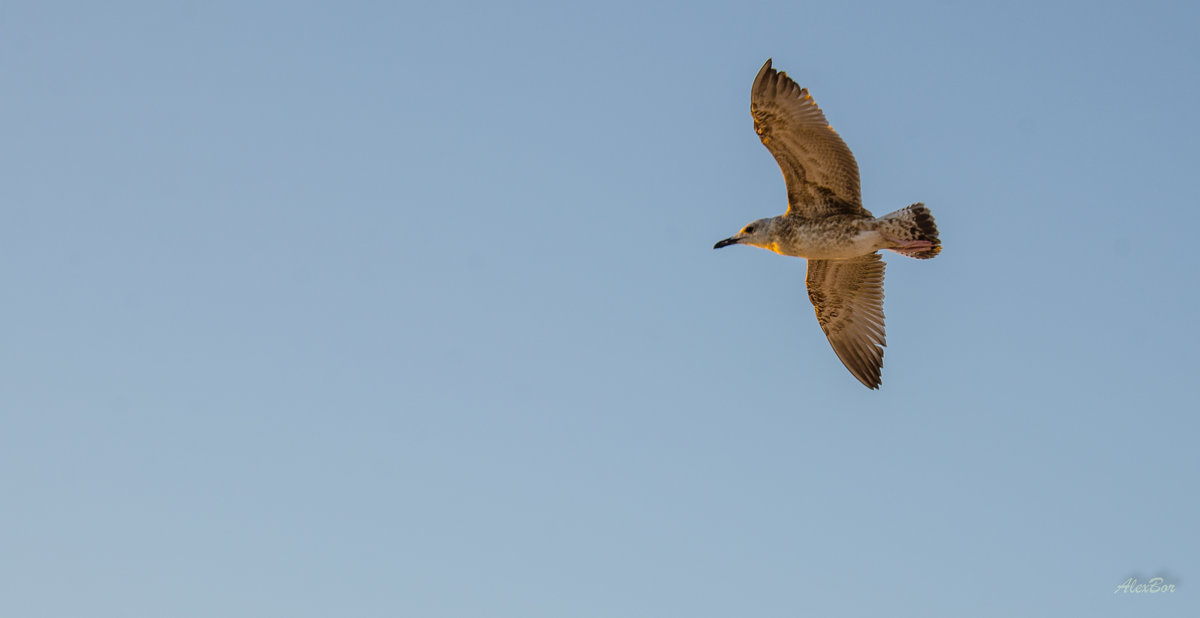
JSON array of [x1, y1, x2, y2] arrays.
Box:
[[805, 253, 886, 389], [751, 59, 867, 219], [714, 59, 942, 389]]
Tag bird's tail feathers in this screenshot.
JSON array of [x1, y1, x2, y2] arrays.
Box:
[[879, 203, 941, 259]]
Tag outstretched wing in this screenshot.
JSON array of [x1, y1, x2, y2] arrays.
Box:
[[751, 59, 867, 219], [805, 253, 886, 389]]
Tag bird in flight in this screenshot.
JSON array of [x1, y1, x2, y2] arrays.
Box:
[[714, 59, 941, 389]]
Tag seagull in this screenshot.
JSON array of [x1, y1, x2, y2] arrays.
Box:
[[714, 59, 941, 389]]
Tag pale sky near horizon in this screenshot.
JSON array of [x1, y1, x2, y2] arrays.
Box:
[[3, 1, 1198, 616]]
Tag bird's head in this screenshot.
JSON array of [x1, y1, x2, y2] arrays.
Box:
[[714, 217, 779, 251]]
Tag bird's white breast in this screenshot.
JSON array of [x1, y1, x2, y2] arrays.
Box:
[[783, 229, 886, 259]]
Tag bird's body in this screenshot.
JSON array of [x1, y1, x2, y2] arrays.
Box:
[[737, 214, 899, 259], [714, 59, 941, 389]]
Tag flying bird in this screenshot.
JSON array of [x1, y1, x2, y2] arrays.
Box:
[[714, 59, 941, 389]]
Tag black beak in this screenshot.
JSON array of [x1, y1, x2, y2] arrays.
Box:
[[713, 237, 740, 249]]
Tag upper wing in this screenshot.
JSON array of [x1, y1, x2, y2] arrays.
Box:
[[805, 253, 886, 389], [751, 59, 867, 219]]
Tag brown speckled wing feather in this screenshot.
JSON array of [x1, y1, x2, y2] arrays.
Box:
[[751, 59, 868, 219], [805, 253, 886, 389]]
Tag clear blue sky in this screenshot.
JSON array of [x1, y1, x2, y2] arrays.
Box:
[[3, 1, 1197, 616]]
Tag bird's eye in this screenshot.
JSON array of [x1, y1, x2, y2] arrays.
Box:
[[745, 226, 756, 234]]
